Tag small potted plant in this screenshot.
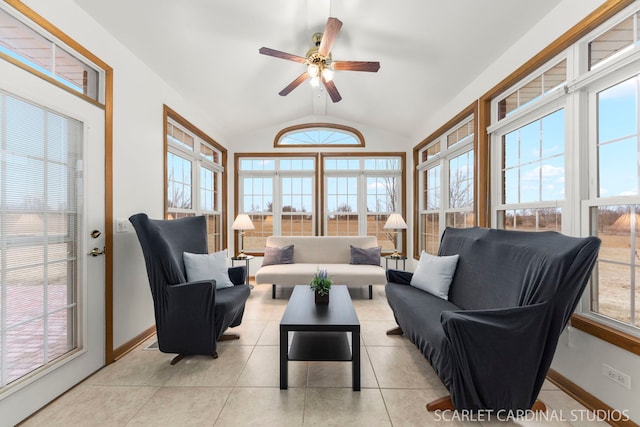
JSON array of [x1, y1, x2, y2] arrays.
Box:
[[310, 268, 332, 304]]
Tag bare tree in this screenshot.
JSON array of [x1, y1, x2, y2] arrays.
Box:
[[336, 203, 352, 212]]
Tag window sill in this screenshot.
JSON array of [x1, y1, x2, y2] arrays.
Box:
[[571, 314, 640, 356]]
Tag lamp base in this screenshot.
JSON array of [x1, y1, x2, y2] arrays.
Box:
[[390, 249, 402, 259], [236, 252, 247, 259]]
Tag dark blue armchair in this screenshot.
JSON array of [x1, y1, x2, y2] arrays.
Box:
[[129, 213, 250, 364]]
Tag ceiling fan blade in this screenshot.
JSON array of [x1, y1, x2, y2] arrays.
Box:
[[259, 47, 307, 64], [322, 78, 342, 103], [279, 72, 309, 96], [318, 17, 343, 57], [333, 61, 381, 72]]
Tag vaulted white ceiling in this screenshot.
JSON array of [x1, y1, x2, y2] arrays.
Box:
[[73, 0, 564, 139]]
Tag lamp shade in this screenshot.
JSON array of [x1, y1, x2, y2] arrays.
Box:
[[383, 213, 407, 230], [232, 214, 255, 231]]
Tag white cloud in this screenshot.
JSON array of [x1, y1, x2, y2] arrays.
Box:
[[522, 164, 564, 181]]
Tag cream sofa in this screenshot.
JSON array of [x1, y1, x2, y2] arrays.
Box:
[[255, 236, 387, 299]]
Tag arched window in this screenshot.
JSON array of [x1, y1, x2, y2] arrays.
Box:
[[275, 123, 364, 147]]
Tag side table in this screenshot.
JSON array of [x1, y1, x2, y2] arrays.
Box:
[[231, 255, 254, 286], [385, 255, 407, 271]]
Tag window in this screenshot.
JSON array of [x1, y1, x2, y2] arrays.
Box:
[[324, 156, 403, 253], [498, 109, 565, 231], [0, 90, 81, 386], [275, 123, 364, 147], [585, 74, 640, 329], [490, 55, 567, 234], [589, 12, 640, 70], [417, 115, 475, 255], [236, 153, 405, 255], [164, 106, 226, 253], [497, 60, 566, 119], [0, 8, 101, 101], [238, 157, 315, 252]]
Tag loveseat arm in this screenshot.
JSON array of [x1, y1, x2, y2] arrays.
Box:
[[159, 280, 218, 355], [228, 266, 245, 286], [441, 301, 552, 411], [386, 269, 413, 285]]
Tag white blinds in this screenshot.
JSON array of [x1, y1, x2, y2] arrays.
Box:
[[0, 90, 82, 386]]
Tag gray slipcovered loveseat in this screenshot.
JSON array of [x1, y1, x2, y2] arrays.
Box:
[[385, 227, 600, 411]]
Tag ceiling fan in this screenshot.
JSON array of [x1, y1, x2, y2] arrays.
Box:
[[259, 17, 380, 103]]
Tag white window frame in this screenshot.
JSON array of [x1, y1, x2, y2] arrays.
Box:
[[237, 157, 316, 242], [488, 50, 570, 233], [578, 60, 640, 335], [417, 116, 474, 255], [166, 117, 225, 249], [323, 157, 403, 243]]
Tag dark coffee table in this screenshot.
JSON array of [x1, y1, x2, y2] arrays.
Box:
[[280, 285, 360, 391]]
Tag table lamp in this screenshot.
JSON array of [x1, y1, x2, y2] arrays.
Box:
[[383, 213, 407, 258], [232, 214, 255, 258]]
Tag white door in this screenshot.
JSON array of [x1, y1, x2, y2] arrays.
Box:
[[0, 60, 105, 425]]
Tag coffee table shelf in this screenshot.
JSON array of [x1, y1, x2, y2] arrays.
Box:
[[288, 331, 351, 361]]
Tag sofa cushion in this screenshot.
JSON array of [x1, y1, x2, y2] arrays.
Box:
[[350, 245, 381, 265], [319, 263, 386, 286], [410, 251, 459, 300], [255, 263, 386, 287], [385, 282, 458, 385], [262, 244, 294, 266], [183, 250, 234, 289], [264, 236, 378, 264]]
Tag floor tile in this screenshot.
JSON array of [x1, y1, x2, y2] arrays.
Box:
[[163, 345, 252, 387], [85, 349, 176, 386], [302, 387, 391, 426], [360, 320, 413, 347], [539, 390, 610, 427], [22, 384, 157, 427], [367, 345, 445, 390], [221, 319, 267, 346], [306, 346, 378, 389], [381, 388, 481, 427], [236, 345, 308, 388], [125, 386, 230, 426], [256, 320, 280, 346], [214, 387, 305, 426]]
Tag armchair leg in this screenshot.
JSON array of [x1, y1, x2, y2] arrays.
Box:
[[369, 285, 373, 299], [212, 352, 218, 359], [386, 326, 404, 335], [272, 284, 276, 299], [426, 395, 454, 411], [170, 354, 185, 365], [531, 400, 547, 412], [218, 333, 240, 341]]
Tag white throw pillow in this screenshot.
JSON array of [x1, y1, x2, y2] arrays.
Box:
[[183, 249, 234, 289], [410, 251, 459, 300]]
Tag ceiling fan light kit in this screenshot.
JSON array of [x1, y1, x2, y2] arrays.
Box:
[[259, 17, 380, 103]]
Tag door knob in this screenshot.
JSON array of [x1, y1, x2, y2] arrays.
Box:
[[89, 247, 106, 257]]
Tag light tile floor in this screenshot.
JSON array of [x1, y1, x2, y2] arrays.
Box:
[[22, 284, 608, 427]]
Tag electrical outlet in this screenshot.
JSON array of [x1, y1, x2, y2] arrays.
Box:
[[602, 363, 631, 389], [115, 218, 129, 233]]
